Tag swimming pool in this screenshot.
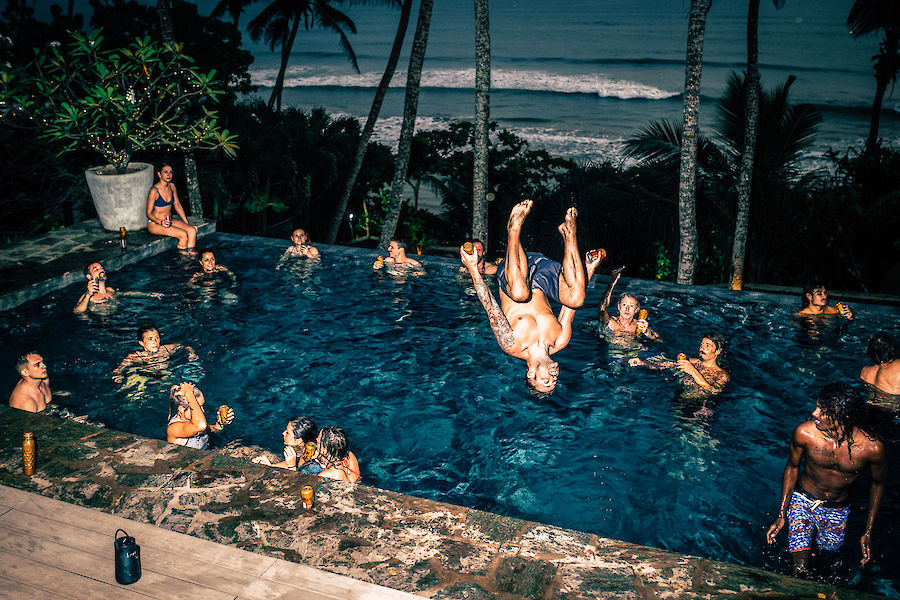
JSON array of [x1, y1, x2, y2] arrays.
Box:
[[1, 233, 898, 595]]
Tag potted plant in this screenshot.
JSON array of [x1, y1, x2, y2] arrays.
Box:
[[0, 29, 238, 230]]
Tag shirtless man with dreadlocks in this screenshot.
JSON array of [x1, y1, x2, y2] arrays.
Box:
[[766, 383, 886, 577]]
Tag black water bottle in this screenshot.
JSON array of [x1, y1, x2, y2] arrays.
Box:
[[114, 529, 141, 584]]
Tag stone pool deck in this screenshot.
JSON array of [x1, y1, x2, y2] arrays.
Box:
[[0, 406, 879, 600]]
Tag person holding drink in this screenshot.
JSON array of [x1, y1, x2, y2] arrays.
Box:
[[165, 382, 233, 450], [146, 163, 198, 250], [253, 416, 322, 473]]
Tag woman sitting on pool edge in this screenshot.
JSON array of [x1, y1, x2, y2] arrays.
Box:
[[315, 426, 361, 483], [146, 163, 198, 250], [166, 382, 233, 450], [252, 416, 322, 473]]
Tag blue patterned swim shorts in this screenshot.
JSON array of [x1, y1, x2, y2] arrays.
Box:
[[787, 487, 850, 553]]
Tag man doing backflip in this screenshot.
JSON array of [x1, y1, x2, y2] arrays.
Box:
[[460, 200, 599, 393], [766, 383, 886, 577]]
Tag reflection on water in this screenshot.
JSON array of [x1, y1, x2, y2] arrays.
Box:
[[1, 235, 899, 596]]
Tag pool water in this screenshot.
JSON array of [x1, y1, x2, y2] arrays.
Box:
[[2, 233, 898, 595]]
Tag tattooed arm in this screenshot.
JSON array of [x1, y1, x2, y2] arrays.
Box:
[[462, 246, 517, 353]]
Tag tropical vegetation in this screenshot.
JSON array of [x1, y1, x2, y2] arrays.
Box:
[[0, 0, 897, 295]]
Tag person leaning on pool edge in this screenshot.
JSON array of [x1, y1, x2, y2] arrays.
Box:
[[253, 416, 322, 472], [146, 163, 198, 250], [797, 281, 853, 319], [8, 351, 51, 412], [166, 381, 233, 450], [766, 383, 886, 578]]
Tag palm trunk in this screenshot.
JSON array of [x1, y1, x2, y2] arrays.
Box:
[[472, 0, 491, 247], [157, 0, 203, 219], [325, 0, 413, 244], [378, 0, 434, 251], [866, 31, 898, 154], [269, 16, 301, 112], [676, 0, 710, 285], [729, 0, 760, 291]]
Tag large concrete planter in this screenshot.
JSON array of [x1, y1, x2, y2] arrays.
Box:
[[84, 162, 154, 231]]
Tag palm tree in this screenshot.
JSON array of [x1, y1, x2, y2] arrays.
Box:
[[729, 0, 785, 290], [377, 0, 435, 250], [675, 0, 711, 284], [156, 0, 204, 218], [847, 0, 900, 154], [472, 0, 491, 247], [210, 0, 254, 27], [248, 0, 360, 112], [325, 0, 410, 244]]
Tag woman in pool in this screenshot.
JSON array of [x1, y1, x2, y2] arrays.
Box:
[[146, 163, 198, 250], [252, 416, 323, 472], [628, 331, 730, 398], [315, 426, 361, 483], [166, 382, 232, 449], [598, 266, 658, 341]]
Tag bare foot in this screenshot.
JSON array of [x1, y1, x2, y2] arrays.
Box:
[[557, 206, 578, 240], [507, 199, 533, 232]]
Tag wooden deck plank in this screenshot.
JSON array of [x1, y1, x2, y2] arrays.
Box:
[[260, 559, 422, 600], [0, 528, 235, 600], [0, 510, 333, 600], [0, 574, 70, 599], [0, 486, 426, 600], [0, 550, 154, 600], [0, 485, 276, 577]]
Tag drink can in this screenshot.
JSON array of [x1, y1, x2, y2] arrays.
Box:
[[587, 248, 606, 262], [462, 242, 475, 255], [377, 256, 384, 263], [835, 302, 844, 313], [302, 442, 317, 461], [301, 485, 314, 509], [638, 309, 648, 321], [218, 405, 230, 423], [677, 353, 687, 361]]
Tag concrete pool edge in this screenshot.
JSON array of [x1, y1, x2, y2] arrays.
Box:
[[0, 406, 879, 600]]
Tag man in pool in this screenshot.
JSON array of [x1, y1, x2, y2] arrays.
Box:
[[373, 239, 422, 270], [797, 282, 853, 319], [73, 262, 164, 314], [461, 200, 598, 394], [8, 351, 51, 412], [766, 383, 886, 578], [457, 239, 498, 276], [112, 324, 199, 382], [860, 332, 900, 398], [281, 228, 320, 260]]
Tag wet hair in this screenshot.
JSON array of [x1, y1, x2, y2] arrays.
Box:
[[287, 416, 318, 446], [801, 281, 826, 308], [167, 382, 204, 421], [703, 331, 727, 365], [524, 375, 554, 398], [199, 249, 215, 259], [318, 426, 350, 466], [865, 332, 895, 365], [617, 293, 640, 312], [392, 239, 408, 250], [137, 324, 158, 341], [83, 263, 99, 277], [816, 382, 864, 455], [14, 351, 39, 375]]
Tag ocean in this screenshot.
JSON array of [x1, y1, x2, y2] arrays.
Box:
[[213, 0, 900, 167]]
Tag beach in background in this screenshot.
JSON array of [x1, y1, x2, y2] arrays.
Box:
[[204, 0, 900, 169]]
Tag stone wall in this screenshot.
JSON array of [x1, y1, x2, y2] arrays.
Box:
[[0, 406, 876, 599]]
